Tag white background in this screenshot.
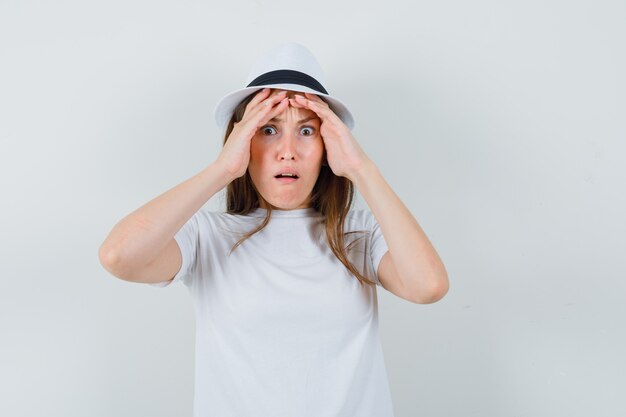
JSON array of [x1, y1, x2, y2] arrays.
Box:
[[1, 0, 624, 416]]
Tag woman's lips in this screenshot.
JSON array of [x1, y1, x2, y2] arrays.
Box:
[[275, 177, 298, 184]]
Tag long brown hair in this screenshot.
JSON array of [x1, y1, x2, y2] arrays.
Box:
[[223, 91, 376, 287]]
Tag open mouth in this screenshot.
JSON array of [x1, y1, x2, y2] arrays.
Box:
[[274, 174, 299, 183]]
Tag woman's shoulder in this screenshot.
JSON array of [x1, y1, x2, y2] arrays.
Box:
[[191, 208, 249, 218], [185, 208, 260, 230], [344, 208, 377, 231]]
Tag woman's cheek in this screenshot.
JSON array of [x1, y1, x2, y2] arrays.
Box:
[[298, 142, 318, 158]]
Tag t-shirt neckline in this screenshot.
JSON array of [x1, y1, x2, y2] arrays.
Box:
[[247, 207, 321, 218]]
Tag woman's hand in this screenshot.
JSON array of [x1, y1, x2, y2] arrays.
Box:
[[216, 88, 289, 180], [289, 93, 372, 180]]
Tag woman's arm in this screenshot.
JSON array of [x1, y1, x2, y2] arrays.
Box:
[[352, 161, 449, 304], [98, 161, 234, 281], [100, 89, 290, 282], [289, 92, 449, 303]]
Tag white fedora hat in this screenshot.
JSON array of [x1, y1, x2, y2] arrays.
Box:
[[213, 42, 355, 132]]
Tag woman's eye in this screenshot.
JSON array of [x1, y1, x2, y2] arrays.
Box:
[[260, 125, 315, 136], [261, 126, 276, 135], [300, 126, 314, 136]]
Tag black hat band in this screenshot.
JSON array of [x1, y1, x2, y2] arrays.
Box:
[[246, 69, 328, 95]]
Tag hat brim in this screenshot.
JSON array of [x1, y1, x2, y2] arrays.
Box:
[[214, 84, 355, 132]]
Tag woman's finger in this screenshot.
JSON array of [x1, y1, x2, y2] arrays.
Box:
[[244, 91, 288, 124], [256, 96, 289, 126], [288, 97, 305, 108], [243, 88, 272, 114], [294, 94, 342, 124]]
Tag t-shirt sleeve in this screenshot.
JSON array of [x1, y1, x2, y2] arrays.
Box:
[[366, 210, 389, 286], [149, 212, 200, 288]]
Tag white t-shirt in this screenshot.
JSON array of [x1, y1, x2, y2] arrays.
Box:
[[151, 206, 395, 417]]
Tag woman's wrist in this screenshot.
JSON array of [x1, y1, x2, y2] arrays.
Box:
[[349, 158, 378, 185]]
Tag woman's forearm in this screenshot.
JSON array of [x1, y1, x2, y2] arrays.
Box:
[[351, 160, 449, 301], [99, 160, 233, 273]]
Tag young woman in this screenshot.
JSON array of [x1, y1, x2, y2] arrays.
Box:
[[99, 43, 448, 417]]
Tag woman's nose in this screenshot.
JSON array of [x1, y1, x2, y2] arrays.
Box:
[[277, 130, 297, 159]]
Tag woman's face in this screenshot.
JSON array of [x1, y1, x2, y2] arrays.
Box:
[[248, 89, 325, 210]]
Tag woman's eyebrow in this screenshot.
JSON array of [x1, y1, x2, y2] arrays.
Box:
[[269, 116, 317, 124]]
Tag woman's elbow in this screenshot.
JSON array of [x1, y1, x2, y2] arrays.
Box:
[[411, 274, 449, 304]]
